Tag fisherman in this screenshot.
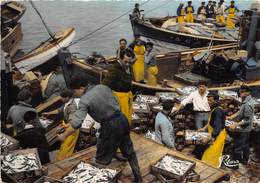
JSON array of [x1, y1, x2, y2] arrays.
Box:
[[176, 3, 186, 24], [7, 89, 43, 135], [132, 3, 144, 19], [42, 90, 79, 161], [225, 1, 239, 29], [198, 92, 227, 168], [197, 2, 207, 21], [130, 35, 145, 83], [57, 76, 143, 183], [43, 66, 67, 100], [212, 1, 217, 18], [144, 42, 158, 86], [229, 85, 254, 165], [206, 0, 215, 18], [171, 81, 210, 129], [155, 100, 175, 148], [116, 38, 127, 59], [103, 48, 136, 125], [215, 2, 225, 24], [185, 1, 194, 23], [16, 111, 50, 165]]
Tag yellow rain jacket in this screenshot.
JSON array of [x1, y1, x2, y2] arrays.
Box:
[[178, 8, 186, 24], [185, 6, 194, 23], [226, 7, 236, 29], [133, 45, 145, 82], [147, 66, 158, 86], [202, 107, 227, 168]]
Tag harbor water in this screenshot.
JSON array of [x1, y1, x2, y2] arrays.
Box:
[[20, 0, 250, 56]]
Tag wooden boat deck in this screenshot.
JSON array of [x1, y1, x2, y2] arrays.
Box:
[[46, 133, 229, 182]]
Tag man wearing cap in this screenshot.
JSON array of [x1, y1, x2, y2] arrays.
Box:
[[7, 89, 42, 135], [172, 81, 210, 129], [225, 1, 239, 29], [215, 2, 225, 24], [155, 100, 175, 148], [185, 1, 194, 23], [197, 2, 207, 21], [229, 85, 254, 165], [177, 3, 186, 24], [206, 1, 215, 18]]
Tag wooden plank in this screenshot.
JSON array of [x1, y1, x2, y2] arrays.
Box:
[[47, 133, 228, 182], [35, 96, 62, 113]]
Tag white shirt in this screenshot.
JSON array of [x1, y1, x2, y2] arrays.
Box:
[[181, 90, 210, 112]]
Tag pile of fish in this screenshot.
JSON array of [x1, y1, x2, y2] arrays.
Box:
[[156, 92, 179, 102], [144, 130, 162, 144], [225, 120, 236, 127], [133, 102, 150, 113], [176, 86, 197, 96], [185, 130, 210, 144], [253, 113, 260, 130], [1, 134, 13, 147], [63, 161, 117, 183], [154, 155, 194, 176], [135, 95, 159, 105], [1, 153, 40, 174]]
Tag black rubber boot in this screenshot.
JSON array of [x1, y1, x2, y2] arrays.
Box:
[[128, 156, 143, 183]]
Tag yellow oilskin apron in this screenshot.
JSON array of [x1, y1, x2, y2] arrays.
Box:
[[216, 15, 225, 24], [186, 6, 194, 23], [226, 7, 235, 29], [147, 66, 158, 86], [201, 108, 227, 168], [178, 9, 185, 24], [113, 91, 133, 126], [56, 99, 80, 161], [133, 45, 145, 82]]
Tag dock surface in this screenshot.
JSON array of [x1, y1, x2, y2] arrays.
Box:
[[47, 132, 229, 182]]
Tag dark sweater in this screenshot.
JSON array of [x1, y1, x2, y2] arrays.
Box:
[[209, 107, 225, 138], [102, 61, 132, 92], [16, 127, 50, 165]]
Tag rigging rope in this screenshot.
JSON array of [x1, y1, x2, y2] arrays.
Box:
[[145, 0, 173, 15], [66, 0, 153, 48], [29, 0, 55, 40]]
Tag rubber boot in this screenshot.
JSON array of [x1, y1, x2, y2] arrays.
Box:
[[128, 156, 143, 183]]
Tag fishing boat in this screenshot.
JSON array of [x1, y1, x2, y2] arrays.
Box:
[[13, 27, 76, 73], [1, 23, 23, 58], [59, 43, 259, 94], [130, 15, 239, 48], [1, 1, 26, 28]]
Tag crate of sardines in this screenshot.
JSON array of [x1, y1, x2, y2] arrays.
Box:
[[152, 154, 196, 181], [135, 94, 159, 106], [185, 130, 210, 145], [1, 148, 44, 180], [156, 92, 178, 102], [133, 102, 150, 114], [61, 160, 121, 183], [1, 133, 20, 153], [34, 176, 62, 183]]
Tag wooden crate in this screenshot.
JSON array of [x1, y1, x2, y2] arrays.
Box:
[[34, 176, 62, 183], [135, 94, 159, 106], [60, 160, 122, 183], [185, 130, 210, 145], [133, 102, 150, 114], [151, 153, 196, 181], [155, 92, 179, 102], [1, 148, 44, 180], [1, 133, 20, 153]]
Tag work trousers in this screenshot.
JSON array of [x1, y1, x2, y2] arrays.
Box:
[[233, 132, 250, 162], [194, 112, 209, 129], [95, 111, 142, 182]]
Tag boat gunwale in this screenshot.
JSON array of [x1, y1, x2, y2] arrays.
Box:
[[1, 23, 22, 42]]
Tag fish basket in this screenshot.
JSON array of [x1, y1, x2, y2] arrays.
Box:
[[184, 130, 210, 145], [151, 153, 196, 181], [61, 160, 122, 183], [34, 176, 63, 183], [133, 102, 150, 114], [1, 148, 44, 180], [1, 133, 20, 153], [135, 94, 159, 106]]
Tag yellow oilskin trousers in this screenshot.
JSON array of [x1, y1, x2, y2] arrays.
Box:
[[113, 91, 133, 126], [178, 9, 186, 24], [226, 7, 235, 29], [147, 66, 158, 86], [202, 109, 227, 168], [56, 121, 80, 161], [186, 7, 194, 23], [216, 15, 225, 24], [133, 45, 145, 82]]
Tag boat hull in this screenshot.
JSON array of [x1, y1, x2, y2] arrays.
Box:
[[14, 27, 76, 73], [130, 18, 236, 48]]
